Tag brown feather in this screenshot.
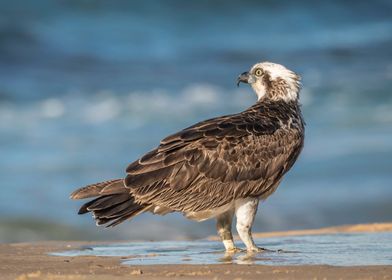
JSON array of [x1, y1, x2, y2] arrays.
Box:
[[93, 199, 137, 218], [77, 191, 149, 227], [73, 98, 304, 226], [86, 193, 130, 211], [106, 207, 146, 227], [123, 100, 304, 213], [99, 180, 127, 195], [70, 179, 123, 199]]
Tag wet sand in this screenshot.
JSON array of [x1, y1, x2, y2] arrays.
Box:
[[210, 222, 392, 240], [1, 223, 392, 280]]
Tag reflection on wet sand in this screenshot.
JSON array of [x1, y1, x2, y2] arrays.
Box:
[[52, 232, 392, 266], [219, 248, 300, 265]]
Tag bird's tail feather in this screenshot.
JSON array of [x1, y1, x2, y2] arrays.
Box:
[[70, 179, 125, 199], [70, 179, 148, 227]]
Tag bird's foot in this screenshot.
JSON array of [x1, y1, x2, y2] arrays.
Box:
[[220, 247, 245, 262], [247, 246, 273, 253], [225, 247, 245, 253]]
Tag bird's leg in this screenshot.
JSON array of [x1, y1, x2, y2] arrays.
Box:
[[216, 209, 240, 252], [235, 198, 264, 252]]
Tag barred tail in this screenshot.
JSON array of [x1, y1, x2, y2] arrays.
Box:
[[70, 179, 148, 227]]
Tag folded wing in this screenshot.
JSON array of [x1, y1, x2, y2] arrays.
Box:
[[125, 106, 303, 213]]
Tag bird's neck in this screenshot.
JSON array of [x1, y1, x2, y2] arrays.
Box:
[[253, 99, 299, 110], [250, 99, 304, 131]]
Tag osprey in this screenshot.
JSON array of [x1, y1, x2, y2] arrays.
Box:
[[71, 62, 305, 252]]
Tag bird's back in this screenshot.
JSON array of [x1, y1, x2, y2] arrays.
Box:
[[125, 99, 304, 214]]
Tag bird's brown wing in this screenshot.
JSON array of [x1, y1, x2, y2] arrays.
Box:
[[124, 111, 303, 212]]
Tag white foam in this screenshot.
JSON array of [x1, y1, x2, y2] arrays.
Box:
[[83, 95, 121, 124], [41, 98, 65, 118]]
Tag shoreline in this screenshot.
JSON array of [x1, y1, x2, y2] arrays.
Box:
[[209, 222, 392, 240], [1, 222, 391, 280]]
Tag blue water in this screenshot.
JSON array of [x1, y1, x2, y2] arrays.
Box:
[[52, 232, 392, 266], [0, 0, 392, 242]]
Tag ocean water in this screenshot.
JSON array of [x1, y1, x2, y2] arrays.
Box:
[[0, 0, 391, 242]]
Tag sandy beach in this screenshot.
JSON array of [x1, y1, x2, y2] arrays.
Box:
[[1, 223, 391, 280]]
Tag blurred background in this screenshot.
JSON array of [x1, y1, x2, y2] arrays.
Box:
[[0, 0, 391, 242]]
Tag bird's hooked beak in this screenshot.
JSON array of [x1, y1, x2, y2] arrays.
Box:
[[237, 71, 255, 87]]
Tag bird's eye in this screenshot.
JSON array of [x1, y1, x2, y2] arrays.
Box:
[[254, 68, 263, 76]]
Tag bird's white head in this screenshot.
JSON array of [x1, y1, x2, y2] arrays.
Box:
[[237, 62, 301, 102]]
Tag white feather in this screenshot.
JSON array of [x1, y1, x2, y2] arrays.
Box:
[[250, 62, 300, 102]]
